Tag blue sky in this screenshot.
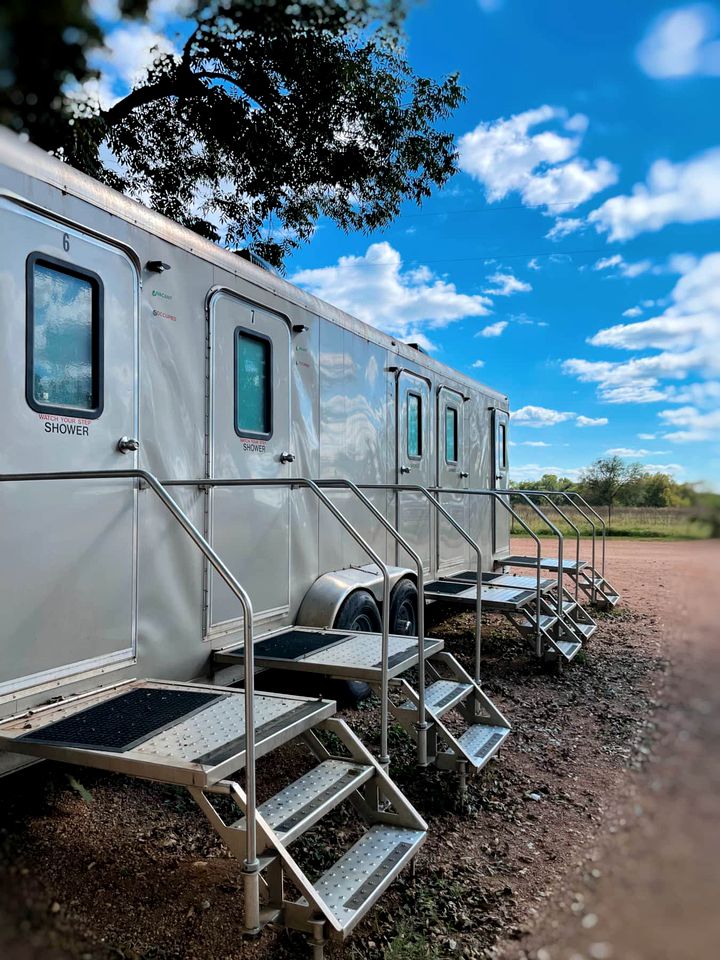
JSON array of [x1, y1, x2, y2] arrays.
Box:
[[86, 0, 720, 487]]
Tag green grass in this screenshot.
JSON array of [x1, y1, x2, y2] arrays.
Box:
[[510, 505, 713, 540]]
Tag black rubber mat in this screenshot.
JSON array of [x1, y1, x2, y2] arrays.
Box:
[[252, 630, 352, 661], [20, 688, 224, 753], [425, 580, 472, 596]]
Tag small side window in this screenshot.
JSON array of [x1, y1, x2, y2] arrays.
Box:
[[445, 406, 458, 463], [26, 254, 103, 417], [234, 327, 272, 438], [407, 392, 422, 459]]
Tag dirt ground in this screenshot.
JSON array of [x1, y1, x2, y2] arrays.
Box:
[[0, 537, 718, 960]]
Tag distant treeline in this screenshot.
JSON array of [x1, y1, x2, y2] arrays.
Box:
[[509, 456, 719, 537]]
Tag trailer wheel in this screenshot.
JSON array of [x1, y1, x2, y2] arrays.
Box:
[[390, 578, 419, 635], [333, 590, 382, 633]]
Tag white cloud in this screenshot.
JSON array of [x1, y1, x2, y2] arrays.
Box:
[[510, 463, 584, 481], [623, 306, 643, 318], [576, 416, 608, 427], [545, 217, 585, 240], [476, 320, 509, 338], [458, 105, 618, 214], [638, 433, 657, 440], [521, 440, 552, 447], [482, 271, 532, 296], [659, 406, 720, 442], [564, 252, 720, 403], [291, 242, 492, 343], [643, 463, 685, 475], [511, 405, 576, 427], [605, 447, 654, 456], [471, 359, 486, 368], [637, 3, 720, 78], [588, 148, 720, 241], [593, 254, 654, 278], [527, 257, 541, 270]]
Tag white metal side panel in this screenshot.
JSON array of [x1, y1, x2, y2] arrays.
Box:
[[208, 292, 291, 636], [0, 199, 139, 696]]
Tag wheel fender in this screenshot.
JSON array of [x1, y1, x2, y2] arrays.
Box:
[[296, 564, 415, 629]]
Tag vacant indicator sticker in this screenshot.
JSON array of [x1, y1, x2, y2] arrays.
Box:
[[38, 413, 90, 437]]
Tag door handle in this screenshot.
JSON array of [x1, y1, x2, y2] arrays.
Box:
[[459, 471, 469, 479], [279, 451, 295, 464], [399, 465, 410, 474], [117, 436, 140, 454]]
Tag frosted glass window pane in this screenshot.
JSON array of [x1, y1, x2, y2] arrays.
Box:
[[235, 331, 270, 435], [32, 264, 95, 410], [407, 393, 421, 458]]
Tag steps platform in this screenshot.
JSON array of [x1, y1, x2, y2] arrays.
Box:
[[446, 570, 557, 593], [0, 679, 335, 788], [504, 555, 588, 573], [214, 627, 444, 681], [424, 579, 536, 611]]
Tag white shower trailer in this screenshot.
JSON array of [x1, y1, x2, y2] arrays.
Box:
[[0, 130, 511, 776]]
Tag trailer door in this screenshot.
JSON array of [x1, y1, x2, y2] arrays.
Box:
[[436, 387, 468, 574], [396, 372, 433, 572], [492, 408, 510, 557], [208, 292, 291, 638], [0, 199, 139, 696]]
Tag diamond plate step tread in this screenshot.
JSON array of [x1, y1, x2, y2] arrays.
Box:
[[521, 614, 557, 632], [553, 639, 583, 660], [578, 623, 596, 637], [397, 679, 472, 716], [424, 580, 535, 611], [234, 760, 374, 843], [304, 825, 424, 933], [506, 555, 588, 572], [446, 724, 510, 769], [451, 571, 557, 593], [215, 631, 443, 680]]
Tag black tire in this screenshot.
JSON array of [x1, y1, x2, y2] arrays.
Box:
[[332, 590, 382, 705], [389, 578, 419, 636], [334, 590, 382, 633]]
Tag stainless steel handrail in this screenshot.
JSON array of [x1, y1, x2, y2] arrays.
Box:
[[346, 483, 485, 683], [430, 487, 545, 656], [507, 490, 565, 616], [524, 491, 600, 604], [0, 469, 261, 932], [163, 477, 394, 769], [314, 478, 430, 766], [521, 492, 582, 602], [568, 493, 607, 578]]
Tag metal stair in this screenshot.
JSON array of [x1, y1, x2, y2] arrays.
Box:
[[0, 679, 426, 957], [577, 569, 621, 609], [390, 650, 510, 796]]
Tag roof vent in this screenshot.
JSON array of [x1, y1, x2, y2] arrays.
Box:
[[405, 341, 427, 354]]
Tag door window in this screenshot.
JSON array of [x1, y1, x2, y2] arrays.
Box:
[[407, 392, 422, 458], [26, 255, 103, 417], [497, 419, 508, 469], [445, 406, 458, 463], [234, 328, 272, 437]]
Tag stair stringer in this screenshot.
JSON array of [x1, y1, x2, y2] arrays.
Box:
[[188, 717, 427, 942]]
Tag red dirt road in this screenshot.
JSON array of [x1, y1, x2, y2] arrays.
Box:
[[497, 537, 720, 960]]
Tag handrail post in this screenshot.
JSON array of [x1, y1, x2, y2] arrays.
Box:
[[315, 478, 429, 766]]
